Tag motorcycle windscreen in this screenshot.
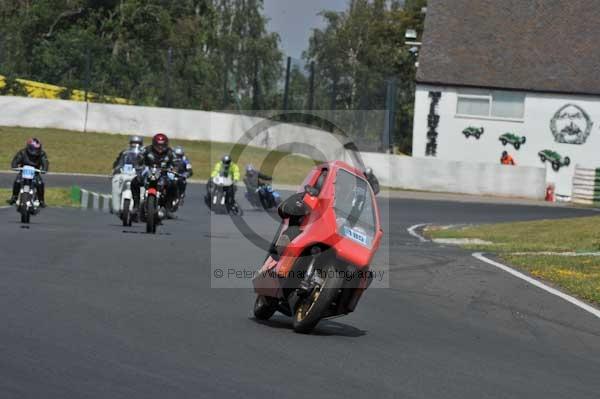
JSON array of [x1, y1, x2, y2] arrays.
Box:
[[120, 150, 143, 172], [333, 169, 377, 248]]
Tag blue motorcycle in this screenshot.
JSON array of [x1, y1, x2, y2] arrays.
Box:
[[245, 183, 281, 211]]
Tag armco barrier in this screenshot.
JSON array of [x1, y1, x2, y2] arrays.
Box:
[[571, 165, 600, 205], [0, 96, 547, 199], [74, 186, 112, 213]]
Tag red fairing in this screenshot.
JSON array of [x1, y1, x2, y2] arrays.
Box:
[[147, 188, 158, 196], [275, 160, 382, 276]]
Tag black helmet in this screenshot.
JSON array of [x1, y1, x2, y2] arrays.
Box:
[[26, 138, 42, 157], [222, 155, 232, 165], [502, 151, 508, 157], [129, 135, 143, 149]]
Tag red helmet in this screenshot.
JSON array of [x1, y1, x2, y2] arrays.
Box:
[[152, 133, 169, 155], [26, 138, 42, 157]]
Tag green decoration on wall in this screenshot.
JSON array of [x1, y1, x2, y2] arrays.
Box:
[[462, 127, 484, 139], [538, 149, 571, 172], [499, 133, 526, 150]]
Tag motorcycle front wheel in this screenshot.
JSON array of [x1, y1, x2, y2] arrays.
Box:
[[19, 193, 30, 224], [146, 196, 157, 234], [122, 199, 132, 227], [292, 263, 343, 334]]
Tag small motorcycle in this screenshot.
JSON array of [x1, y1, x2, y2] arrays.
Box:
[[252, 161, 383, 333], [12, 166, 45, 224], [208, 173, 242, 216], [111, 151, 142, 227], [141, 166, 179, 234], [245, 183, 281, 211]]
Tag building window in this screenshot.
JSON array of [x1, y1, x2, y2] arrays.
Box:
[[457, 90, 525, 120]]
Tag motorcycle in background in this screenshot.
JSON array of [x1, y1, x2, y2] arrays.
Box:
[[208, 172, 243, 216], [252, 161, 383, 333], [140, 165, 179, 234], [245, 183, 281, 211], [111, 150, 142, 226], [12, 166, 45, 224]]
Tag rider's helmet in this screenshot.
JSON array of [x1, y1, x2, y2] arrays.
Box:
[[502, 151, 508, 157], [245, 164, 256, 175], [365, 167, 373, 176], [152, 133, 169, 155], [174, 146, 185, 158], [222, 155, 232, 165], [129, 135, 143, 149], [26, 138, 42, 157]]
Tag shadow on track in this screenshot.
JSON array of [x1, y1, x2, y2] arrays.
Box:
[[250, 316, 367, 338]]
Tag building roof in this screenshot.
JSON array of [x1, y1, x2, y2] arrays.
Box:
[[416, 0, 600, 96]]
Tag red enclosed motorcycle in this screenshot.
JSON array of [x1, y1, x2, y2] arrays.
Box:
[[252, 161, 383, 333]]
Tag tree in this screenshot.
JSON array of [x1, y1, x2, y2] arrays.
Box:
[[0, 0, 283, 111], [304, 0, 427, 153]]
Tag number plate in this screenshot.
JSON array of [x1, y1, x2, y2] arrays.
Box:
[[343, 226, 368, 246], [22, 166, 36, 179], [123, 164, 134, 174]]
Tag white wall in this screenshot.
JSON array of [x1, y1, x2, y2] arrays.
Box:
[[359, 152, 545, 199], [413, 84, 600, 197], [0, 96, 347, 162], [0, 95, 546, 199]]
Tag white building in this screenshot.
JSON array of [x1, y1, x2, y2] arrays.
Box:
[[412, 0, 600, 198]]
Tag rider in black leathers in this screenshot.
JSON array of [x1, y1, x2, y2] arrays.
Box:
[[131, 133, 177, 215], [8, 138, 49, 207], [243, 164, 272, 193]]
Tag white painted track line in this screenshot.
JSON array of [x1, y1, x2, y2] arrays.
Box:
[[473, 252, 600, 320], [407, 223, 430, 242]]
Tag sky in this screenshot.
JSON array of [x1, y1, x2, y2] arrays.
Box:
[[263, 0, 348, 60]]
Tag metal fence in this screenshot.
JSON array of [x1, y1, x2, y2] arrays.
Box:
[[0, 46, 409, 153]]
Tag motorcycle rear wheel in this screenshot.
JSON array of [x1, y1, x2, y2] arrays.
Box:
[[292, 263, 343, 334], [253, 295, 277, 320]]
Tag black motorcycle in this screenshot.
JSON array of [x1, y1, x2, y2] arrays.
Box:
[[12, 166, 45, 224], [140, 166, 179, 233]]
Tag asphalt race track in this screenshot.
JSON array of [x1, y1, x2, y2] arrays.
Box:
[[1, 175, 600, 398]]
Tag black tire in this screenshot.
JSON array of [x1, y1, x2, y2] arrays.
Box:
[[552, 162, 560, 172], [254, 295, 277, 320], [514, 143, 520, 150], [230, 202, 244, 216], [292, 263, 344, 334], [564, 157, 571, 167], [521, 137, 527, 145], [122, 199, 131, 227], [19, 193, 30, 224], [146, 196, 157, 234], [540, 155, 546, 163], [501, 139, 507, 146]]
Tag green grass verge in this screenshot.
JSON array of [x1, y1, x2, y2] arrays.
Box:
[[504, 255, 600, 305], [0, 126, 317, 185], [427, 217, 600, 305], [0, 187, 78, 207]]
